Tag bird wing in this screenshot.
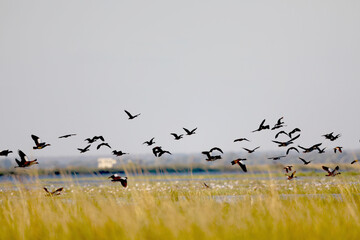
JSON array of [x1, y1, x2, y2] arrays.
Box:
[[190, 128, 197, 133], [259, 119, 266, 127], [299, 157, 306, 163], [31, 135, 41, 145], [286, 147, 299, 155], [120, 179, 127, 188], [183, 128, 190, 134], [291, 171, 296, 178], [290, 134, 300, 142], [43, 187, 50, 193], [52, 187, 64, 195], [124, 110, 133, 118], [253, 146, 260, 151], [275, 131, 288, 139], [272, 140, 283, 144], [210, 147, 223, 154], [97, 143, 103, 150], [238, 161, 247, 172], [18, 150, 28, 163], [201, 151, 211, 158], [171, 133, 178, 138], [322, 166, 331, 173], [84, 145, 91, 150], [243, 148, 251, 153]]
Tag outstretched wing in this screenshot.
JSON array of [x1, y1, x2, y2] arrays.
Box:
[[43, 187, 50, 193], [210, 147, 223, 154], [31, 135, 41, 145], [183, 128, 190, 134], [290, 134, 300, 142], [286, 147, 299, 155], [322, 166, 331, 173], [120, 179, 127, 188], [238, 161, 247, 172], [275, 131, 288, 139], [52, 187, 64, 195], [124, 110, 133, 118], [18, 150, 28, 163]]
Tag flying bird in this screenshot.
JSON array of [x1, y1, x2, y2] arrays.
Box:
[[97, 143, 111, 150], [171, 133, 184, 140], [334, 147, 343, 153], [108, 174, 128, 188], [284, 166, 293, 173], [203, 182, 211, 188], [183, 127, 197, 135], [77, 145, 91, 153], [252, 119, 270, 132], [231, 158, 247, 172], [288, 128, 301, 138], [286, 147, 299, 155], [202, 151, 222, 161], [323, 132, 341, 141], [271, 117, 286, 130], [268, 156, 286, 160], [298, 143, 322, 153], [272, 134, 300, 147], [0, 149, 12, 157], [234, 138, 250, 142], [143, 137, 155, 146], [15, 150, 38, 168], [58, 134, 76, 139], [152, 146, 171, 157], [243, 146, 260, 153], [322, 166, 341, 177], [275, 131, 288, 139], [299, 157, 311, 165], [43, 187, 63, 196], [85, 136, 104, 144], [31, 135, 51, 150], [112, 150, 128, 156], [316, 147, 326, 154], [286, 171, 297, 180], [124, 110, 141, 120]]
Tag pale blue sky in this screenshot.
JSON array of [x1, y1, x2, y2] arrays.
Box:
[[1, 0, 359, 157]]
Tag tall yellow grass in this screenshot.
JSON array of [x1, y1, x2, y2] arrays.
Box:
[[0, 173, 360, 239]]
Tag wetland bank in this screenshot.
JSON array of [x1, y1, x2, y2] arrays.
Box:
[[0, 169, 360, 240]]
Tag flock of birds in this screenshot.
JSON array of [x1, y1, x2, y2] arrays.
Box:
[[0, 112, 359, 195]]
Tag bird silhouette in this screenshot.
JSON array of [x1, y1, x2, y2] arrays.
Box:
[[322, 166, 341, 177], [286, 171, 297, 180], [43, 187, 63, 196], [231, 158, 247, 172], [77, 145, 91, 153], [316, 147, 326, 154], [323, 132, 341, 141], [0, 149, 12, 156], [299, 157, 311, 165], [85, 136, 104, 144], [15, 150, 38, 168], [298, 143, 322, 153], [152, 146, 171, 157], [112, 150, 128, 156], [288, 128, 301, 138], [271, 117, 286, 130], [58, 134, 76, 139], [124, 110, 140, 120], [334, 147, 343, 153], [143, 137, 155, 146], [234, 138, 250, 142], [286, 147, 299, 155], [97, 143, 111, 150], [108, 174, 128, 188], [284, 166, 293, 173], [268, 156, 286, 160], [272, 134, 300, 147], [275, 131, 288, 139], [243, 146, 260, 153], [31, 135, 51, 150], [171, 133, 184, 140], [202, 151, 222, 161], [203, 182, 211, 188], [183, 127, 197, 135], [252, 119, 270, 132]]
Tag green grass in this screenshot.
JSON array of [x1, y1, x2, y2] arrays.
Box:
[[0, 172, 360, 239]]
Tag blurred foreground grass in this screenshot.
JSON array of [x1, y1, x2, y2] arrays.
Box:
[[0, 173, 360, 239]]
